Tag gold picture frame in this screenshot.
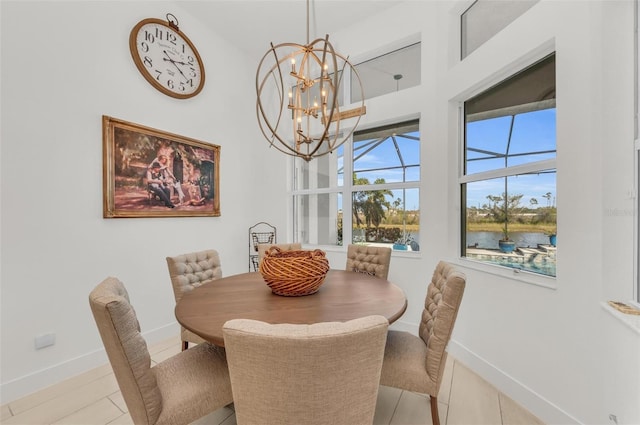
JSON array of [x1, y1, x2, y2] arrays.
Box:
[[103, 115, 220, 218]]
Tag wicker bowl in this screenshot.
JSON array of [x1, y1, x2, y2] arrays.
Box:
[[259, 247, 330, 296]]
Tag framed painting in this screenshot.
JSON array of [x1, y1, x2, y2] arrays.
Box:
[[103, 115, 220, 218]]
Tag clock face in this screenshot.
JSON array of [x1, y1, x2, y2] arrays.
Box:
[[130, 19, 205, 99]]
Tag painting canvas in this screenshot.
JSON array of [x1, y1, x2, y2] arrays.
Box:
[[103, 115, 220, 218]]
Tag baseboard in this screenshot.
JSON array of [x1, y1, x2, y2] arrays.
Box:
[[0, 322, 179, 404], [447, 340, 581, 425]]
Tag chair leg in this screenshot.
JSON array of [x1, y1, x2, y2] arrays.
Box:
[[430, 395, 440, 425], [182, 340, 189, 351]]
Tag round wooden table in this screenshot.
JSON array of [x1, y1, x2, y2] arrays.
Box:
[[175, 270, 407, 346]]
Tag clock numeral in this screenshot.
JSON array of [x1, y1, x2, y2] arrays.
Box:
[[154, 27, 163, 40], [143, 56, 153, 68], [167, 33, 177, 45], [189, 68, 197, 78], [167, 79, 175, 90], [181, 43, 185, 54], [154, 69, 162, 80], [143, 30, 155, 44], [140, 41, 150, 53], [187, 56, 195, 66]]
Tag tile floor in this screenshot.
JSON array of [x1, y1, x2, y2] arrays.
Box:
[[1, 336, 545, 425]]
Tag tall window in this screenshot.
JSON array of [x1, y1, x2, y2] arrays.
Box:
[[461, 54, 556, 277], [293, 120, 420, 252]]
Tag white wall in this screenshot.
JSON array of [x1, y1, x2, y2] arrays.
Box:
[[2, 1, 639, 424], [0, 1, 287, 402]]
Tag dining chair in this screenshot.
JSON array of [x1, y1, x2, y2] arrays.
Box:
[[166, 249, 222, 350], [257, 243, 302, 262], [89, 277, 233, 425], [223, 315, 389, 425], [345, 244, 392, 279], [379, 261, 466, 425]]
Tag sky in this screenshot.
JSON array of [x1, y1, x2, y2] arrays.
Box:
[[330, 107, 555, 213], [465, 108, 556, 209]]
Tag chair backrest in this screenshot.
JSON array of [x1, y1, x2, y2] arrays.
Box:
[[166, 249, 222, 303], [420, 261, 466, 393], [257, 243, 302, 262], [223, 315, 389, 425], [89, 277, 162, 425], [345, 244, 392, 279]]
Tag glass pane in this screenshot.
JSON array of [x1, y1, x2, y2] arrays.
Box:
[[463, 172, 556, 277], [466, 109, 556, 173], [294, 193, 341, 246], [465, 115, 512, 174], [353, 126, 420, 184], [461, 0, 539, 59], [293, 147, 343, 190], [352, 43, 421, 103], [351, 187, 420, 252], [465, 54, 556, 175], [508, 109, 557, 166]]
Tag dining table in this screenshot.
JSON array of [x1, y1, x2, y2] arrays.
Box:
[[175, 269, 407, 347]]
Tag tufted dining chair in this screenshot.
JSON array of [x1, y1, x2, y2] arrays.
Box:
[[223, 315, 389, 425], [257, 243, 302, 263], [166, 249, 222, 350], [89, 277, 233, 425], [379, 261, 466, 425], [345, 244, 392, 280]]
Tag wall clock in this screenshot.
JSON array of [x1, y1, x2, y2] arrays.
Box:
[[129, 14, 205, 99]]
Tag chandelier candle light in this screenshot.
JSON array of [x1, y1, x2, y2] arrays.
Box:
[[256, 0, 365, 161]]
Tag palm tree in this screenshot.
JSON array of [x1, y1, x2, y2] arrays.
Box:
[[353, 175, 393, 230]]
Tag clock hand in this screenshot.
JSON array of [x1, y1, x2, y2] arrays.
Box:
[[163, 58, 189, 66], [163, 50, 188, 81]]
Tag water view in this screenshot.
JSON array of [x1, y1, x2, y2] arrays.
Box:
[[466, 231, 550, 248]]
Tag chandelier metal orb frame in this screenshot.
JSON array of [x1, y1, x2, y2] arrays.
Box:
[[256, 2, 365, 162]]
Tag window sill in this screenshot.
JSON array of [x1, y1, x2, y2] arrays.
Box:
[[601, 301, 640, 336]]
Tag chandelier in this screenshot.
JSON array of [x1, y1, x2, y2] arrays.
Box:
[[256, 0, 365, 162]]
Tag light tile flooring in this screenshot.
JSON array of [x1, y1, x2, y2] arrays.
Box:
[[1, 336, 545, 425]]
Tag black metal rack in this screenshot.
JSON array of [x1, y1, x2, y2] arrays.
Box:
[[248, 222, 276, 271]]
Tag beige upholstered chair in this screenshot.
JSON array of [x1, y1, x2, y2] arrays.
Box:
[[380, 261, 466, 425], [257, 243, 302, 262], [345, 244, 392, 279], [89, 277, 233, 425], [166, 249, 222, 350], [223, 315, 389, 425]]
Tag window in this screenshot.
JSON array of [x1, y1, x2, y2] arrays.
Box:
[[461, 54, 556, 277], [461, 0, 539, 59], [293, 120, 420, 252], [351, 42, 421, 103]]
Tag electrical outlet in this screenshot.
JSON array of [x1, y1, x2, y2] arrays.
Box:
[[34, 333, 55, 349]]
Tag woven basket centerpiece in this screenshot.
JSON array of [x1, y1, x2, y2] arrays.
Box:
[[259, 247, 330, 296]]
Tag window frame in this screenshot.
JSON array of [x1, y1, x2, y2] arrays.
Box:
[[291, 119, 421, 252], [458, 53, 558, 282]]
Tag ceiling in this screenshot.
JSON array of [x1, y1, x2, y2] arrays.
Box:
[[179, 1, 404, 60]]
